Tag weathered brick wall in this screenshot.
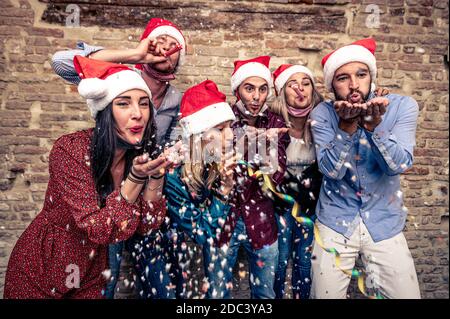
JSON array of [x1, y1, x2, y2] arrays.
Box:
[[0, 0, 448, 298]]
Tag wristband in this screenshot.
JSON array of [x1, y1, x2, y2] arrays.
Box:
[[150, 174, 164, 180], [130, 168, 148, 181]]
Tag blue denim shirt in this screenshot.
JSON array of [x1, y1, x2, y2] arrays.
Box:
[[310, 93, 419, 242], [51, 42, 181, 147]]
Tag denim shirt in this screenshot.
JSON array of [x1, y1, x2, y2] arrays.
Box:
[[310, 93, 419, 242], [51, 42, 181, 147]]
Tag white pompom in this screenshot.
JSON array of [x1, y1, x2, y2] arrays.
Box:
[[78, 78, 108, 99]]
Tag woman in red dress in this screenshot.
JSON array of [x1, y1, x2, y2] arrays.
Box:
[[4, 56, 170, 298]]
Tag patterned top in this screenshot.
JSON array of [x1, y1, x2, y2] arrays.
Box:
[[4, 129, 166, 298]]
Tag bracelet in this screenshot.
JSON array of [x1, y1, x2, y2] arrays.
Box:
[[130, 168, 148, 181], [147, 183, 163, 191], [150, 173, 164, 180], [127, 174, 146, 185]]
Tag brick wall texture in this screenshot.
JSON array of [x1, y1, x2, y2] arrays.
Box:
[[0, 0, 448, 299]]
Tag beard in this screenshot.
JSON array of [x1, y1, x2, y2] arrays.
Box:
[[151, 59, 178, 74]]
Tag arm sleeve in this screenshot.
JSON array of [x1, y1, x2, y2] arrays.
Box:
[[49, 140, 164, 245], [364, 96, 419, 176], [164, 104, 180, 145], [310, 104, 356, 180], [271, 115, 290, 185], [51, 42, 104, 84]]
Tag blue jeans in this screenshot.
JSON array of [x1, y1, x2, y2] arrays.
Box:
[[274, 210, 315, 299], [104, 241, 124, 299], [104, 229, 185, 299], [211, 217, 278, 299]]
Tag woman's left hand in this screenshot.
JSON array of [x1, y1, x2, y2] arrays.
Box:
[[132, 153, 172, 178]]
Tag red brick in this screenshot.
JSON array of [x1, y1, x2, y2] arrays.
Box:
[[14, 146, 48, 155], [25, 27, 64, 38]]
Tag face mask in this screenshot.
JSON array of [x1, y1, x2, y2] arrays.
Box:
[[116, 135, 144, 150]]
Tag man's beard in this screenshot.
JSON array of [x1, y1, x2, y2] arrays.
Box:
[[151, 59, 177, 74]]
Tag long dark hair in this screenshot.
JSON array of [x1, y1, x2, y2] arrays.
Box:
[[90, 102, 158, 207]]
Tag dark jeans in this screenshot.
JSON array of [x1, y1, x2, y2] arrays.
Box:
[[274, 210, 315, 299], [206, 218, 278, 299], [104, 228, 185, 299]]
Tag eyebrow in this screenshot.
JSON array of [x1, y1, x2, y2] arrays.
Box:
[[288, 77, 310, 83], [244, 83, 268, 88], [115, 96, 149, 100]]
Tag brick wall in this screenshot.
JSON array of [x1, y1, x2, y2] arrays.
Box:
[[0, 0, 448, 298]]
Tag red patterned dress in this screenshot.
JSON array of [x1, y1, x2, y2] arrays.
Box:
[[4, 129, 166, 298]]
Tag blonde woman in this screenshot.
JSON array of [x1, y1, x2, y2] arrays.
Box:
[[164, 80, 237, 299]]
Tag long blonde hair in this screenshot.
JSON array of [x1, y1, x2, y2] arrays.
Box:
[[181, 134, 220, 196], [269, 79, 323, 146]]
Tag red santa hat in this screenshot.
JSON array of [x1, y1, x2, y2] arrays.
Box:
[[139, 18, 186, 67], [230, 56, 273, 97], [74, 55, 152, 119], [273, 64, 315, 95], [321, 38, 377, 92], [179, 80, 235, 136]]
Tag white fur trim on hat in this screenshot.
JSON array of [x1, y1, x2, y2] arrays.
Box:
[[323, 44, 377, 92], [179, 102, 236, 136], [274, 65, 315, 95], [148, 25, 186, 66], [78, 78, 108, 100], [231, 62, 273, 97], [79, 70, 152, 119]]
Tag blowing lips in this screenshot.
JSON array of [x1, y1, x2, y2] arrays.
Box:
[[249, 102, 260, 113], [129, 125, 143, 134], [348, 91, 363, 103]]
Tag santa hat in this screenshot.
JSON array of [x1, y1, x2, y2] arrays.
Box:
[[230, 56, 273, 97], [321, 38, 377, 92], [138, 18, 186, 68], [179, 80, 235, 136], [74, 55, 152, 119], [273, 64, 315, 96]]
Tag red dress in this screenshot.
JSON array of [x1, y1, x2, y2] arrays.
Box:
[[4, 129, 166, 299]]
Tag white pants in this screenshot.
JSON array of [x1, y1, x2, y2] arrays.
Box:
[[310, 219, 421, 299]]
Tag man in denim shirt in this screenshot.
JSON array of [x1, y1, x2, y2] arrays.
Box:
[[309, 38, 421, 299], [52, 19, 185, 299]]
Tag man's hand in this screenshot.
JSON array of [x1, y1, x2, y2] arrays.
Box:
[[374, 87, 390, 97], [360, 97, 389, 132], [335, 101, 367, 135], [334, 100, 365, 122], [131, 37, 168, 64]]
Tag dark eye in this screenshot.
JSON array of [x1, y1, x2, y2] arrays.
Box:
[[357, 72, 367, 78], [260, 86, 268, 92], [337, 76, 348, 82], [302, 81, 311, 86], [245, 86, 254, 92], [117, 102, 129, 107]]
